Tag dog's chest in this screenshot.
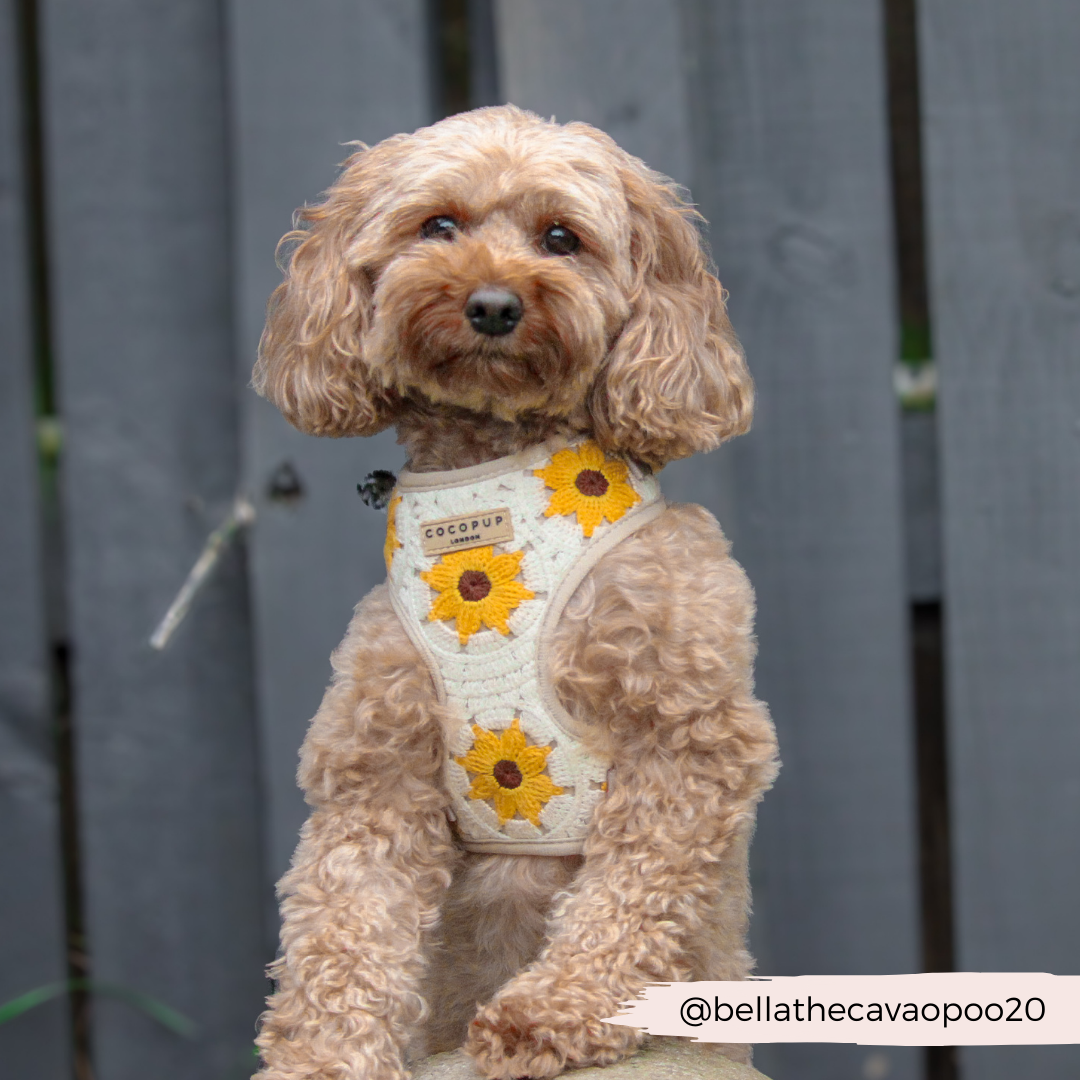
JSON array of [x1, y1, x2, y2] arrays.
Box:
[[384, 436, 663, 855]]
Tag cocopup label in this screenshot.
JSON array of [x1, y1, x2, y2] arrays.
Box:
[[420, 508, 514, 557]]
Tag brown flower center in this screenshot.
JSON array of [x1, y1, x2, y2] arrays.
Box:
[[457, 570, 492, 602], [493, 759, 523, 789], [575, 468, 609, 497]]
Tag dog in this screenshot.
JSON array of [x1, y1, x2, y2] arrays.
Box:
[[252, 104, 778, 1080]]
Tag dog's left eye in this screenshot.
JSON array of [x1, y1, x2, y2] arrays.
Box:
[[541, 224, 580, 256], [420, 216, 459, 241]]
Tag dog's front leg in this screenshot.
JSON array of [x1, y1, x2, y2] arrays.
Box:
[[256, 586, 455, 1080], [464, 742, 768, 1078], [465, 510, 778, 1078]]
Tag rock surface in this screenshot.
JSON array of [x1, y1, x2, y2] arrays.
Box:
[[413, 1040, 770, 1080]]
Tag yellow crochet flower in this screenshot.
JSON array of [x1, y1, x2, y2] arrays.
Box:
[[384, 494, 402, 572], [421, 546, 534, 644], [535, 440, 640, 537], [457, 719, 563, 826]]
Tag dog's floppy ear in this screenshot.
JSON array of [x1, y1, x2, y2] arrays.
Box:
[[589, 152, 753, 469], [253, 147, 398, 437]]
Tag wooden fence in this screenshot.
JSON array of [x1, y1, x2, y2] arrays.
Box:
[[1, 2, 1077, 1079]]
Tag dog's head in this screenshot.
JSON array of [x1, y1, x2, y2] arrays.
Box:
[[254, 105, 751, 468]]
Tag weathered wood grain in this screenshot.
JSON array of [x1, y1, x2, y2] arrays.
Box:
[[498, 4, 921, 1079], [919, 1, 1080, 1076], [0, 2, 69, 1074], [40, 2, 266, 1076], [679, 4, 920, 1077], [228, 0, 430, 885]]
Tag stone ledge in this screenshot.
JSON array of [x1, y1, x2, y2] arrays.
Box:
[[413, 1040, 770, 1080]]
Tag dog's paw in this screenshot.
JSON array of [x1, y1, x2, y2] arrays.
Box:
[[464, 988, 641, 1079]]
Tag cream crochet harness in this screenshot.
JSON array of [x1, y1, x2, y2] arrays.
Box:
[[384, 436, 665, 855]]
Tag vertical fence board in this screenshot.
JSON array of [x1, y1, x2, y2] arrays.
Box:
[[228, 0, 431, 887], [919, 2, 1080, 1076], [498, 5, 919, 1079], [41, 2, 267, 1077], [495, 1, 745, 541], [497, 0, 749, 540], [678, 4, 920, 1079], [0, 2, 69, 1074]]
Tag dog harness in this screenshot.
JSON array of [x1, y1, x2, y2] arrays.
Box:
[[384, 437, 665, 855]]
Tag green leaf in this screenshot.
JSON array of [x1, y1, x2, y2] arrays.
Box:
[[0, 982, 68, 1025], [0, 978, 197, 1039]]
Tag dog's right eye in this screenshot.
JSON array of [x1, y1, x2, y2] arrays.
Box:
[[420, 216, 459, 241]]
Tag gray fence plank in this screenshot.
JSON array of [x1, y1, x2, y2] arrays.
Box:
[[681, 5, 920, 1079], [500, 0, 746, 530], [495, 0, 743, 526], [497, 0, 693, 185], [228, 0, 432, 886], [919, 2, 1080, 1076], [40, 2, 267, 1077], [497, 5, 919, 1079], [0, 2, 70, 1074]]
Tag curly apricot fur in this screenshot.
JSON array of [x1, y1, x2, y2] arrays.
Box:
[[253, 106, 777, 1080]]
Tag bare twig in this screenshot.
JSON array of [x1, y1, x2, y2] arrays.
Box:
[[150, 496, 256, 650]]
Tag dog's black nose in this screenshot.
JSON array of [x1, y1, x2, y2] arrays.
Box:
[[465, 288, 523, 336]]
